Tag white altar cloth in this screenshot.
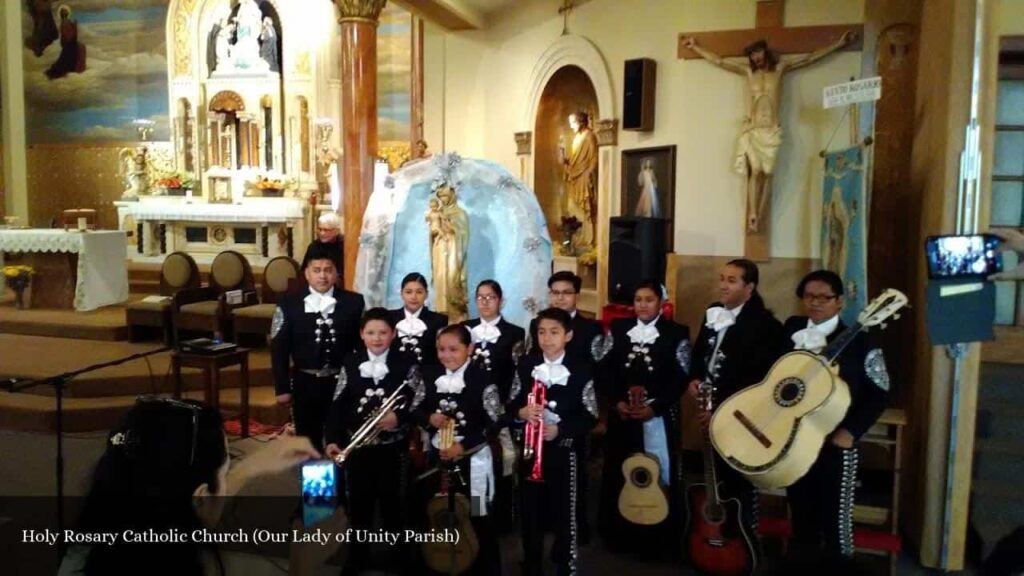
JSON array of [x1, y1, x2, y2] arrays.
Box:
[[0, 229, 130, 311], [123, 198, 305, 223]]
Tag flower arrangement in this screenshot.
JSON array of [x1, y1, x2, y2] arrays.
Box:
[[3, 265, 35, 310], [558, 215, 582, 256], [250, 170, 296, 196], [154, 170, 195, 191]]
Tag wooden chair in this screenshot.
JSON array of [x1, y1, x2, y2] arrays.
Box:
[[173, 250, 257, 343], [232, 256, 301, 343], [125, 252, 200, 344]]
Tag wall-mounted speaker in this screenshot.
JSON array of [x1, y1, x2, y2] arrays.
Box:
[[608, 216, 668, 304], [623, 58, 656, 132]]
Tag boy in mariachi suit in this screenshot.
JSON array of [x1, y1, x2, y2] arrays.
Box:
[[325, 307, 423, 576], [511, 307, 598, 576], [783, 270, 890, 569]]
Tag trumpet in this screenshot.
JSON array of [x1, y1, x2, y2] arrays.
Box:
[[333, 381, 409, 466], [523, 379, 546, 482]]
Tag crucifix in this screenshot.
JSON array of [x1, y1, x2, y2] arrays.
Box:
[[558, 0, 576, 36], [679, 0, 861, 261]]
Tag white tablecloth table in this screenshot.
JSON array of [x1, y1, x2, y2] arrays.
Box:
[[0, 229, 129, 311]]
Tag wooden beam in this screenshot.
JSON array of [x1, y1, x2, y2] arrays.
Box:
[[392, 0, 485, 31], [756, 0, 785, 29], [678, 25, 863, 59]]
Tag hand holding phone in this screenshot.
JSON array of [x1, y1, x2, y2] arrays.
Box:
[[925, 234, 1004, 280], [987, 229, 1024, 281], [301, 460, 337, 527]]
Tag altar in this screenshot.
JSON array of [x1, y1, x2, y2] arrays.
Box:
[[115, 197, 309, 262]]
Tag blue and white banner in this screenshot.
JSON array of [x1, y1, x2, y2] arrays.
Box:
[[821, 146, 868, 325]]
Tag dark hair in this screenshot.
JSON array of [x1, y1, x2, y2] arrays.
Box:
[[633, 279, 664, 302], [77, 398, 227, 575], [476, 279, 503, 299], [361, 307, 396, 330], [548, 271, 581, 293], [437, 323, 472, 346], [537, 307, 573, 332], [796, 269, 844, 298], [726, 258, 765, 308], [401, 272, 428, 292], [303, 243, 339, 271], [572, 111, 590, 127], [744, 39, 778, 69]]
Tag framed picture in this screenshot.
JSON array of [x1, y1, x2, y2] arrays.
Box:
[[621, 145, 676, 225]]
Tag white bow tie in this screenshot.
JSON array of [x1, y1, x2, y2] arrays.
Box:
[[532, 363, 570, 386], [791, 327, 828, 353], [435, 373, 466, 394], [304, 292, 336, 315], [359, 359, 389, 381], [627, 322, 659, 345], [471, 321, 501, 344], [396, 315, 427, 337], [705, 307, 736, 332]]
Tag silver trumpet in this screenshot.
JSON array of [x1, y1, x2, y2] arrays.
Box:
[[333, 381, 409, 466]]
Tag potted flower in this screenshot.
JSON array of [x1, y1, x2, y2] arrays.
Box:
[[558, 215, 582, 257], [250, 170, 296, 197], [3, 265, 36, 310], [154, 171, 195, 196]]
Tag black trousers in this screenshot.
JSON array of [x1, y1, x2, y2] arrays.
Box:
[[344, 442, 410, 574], [292, 371, 337, 450], [787, 444, 859, 565], [521, 444, 582, 576], [714, 452, 760, 552]]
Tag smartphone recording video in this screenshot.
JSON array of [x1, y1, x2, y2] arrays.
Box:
[[301, 460, 336, 527], [925, 234, 1003, 280]]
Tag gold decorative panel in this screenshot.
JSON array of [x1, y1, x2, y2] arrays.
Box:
[[26, 142, 174, 229]]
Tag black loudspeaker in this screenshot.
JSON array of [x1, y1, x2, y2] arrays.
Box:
[[608, 217, 668, 304], [623, 58, 656, 131]]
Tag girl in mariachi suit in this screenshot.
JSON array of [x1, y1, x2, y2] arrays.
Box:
[[782, 270, 889, 569], [598, 280, 691, 557], [325, 307, 424, 576], [462, 279, 526, 401], [389, 272, 449, 369], [413, 325, 503, 575], [509, 307, 598, 576]]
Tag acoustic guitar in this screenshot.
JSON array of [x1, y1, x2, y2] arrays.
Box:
[[617, 386, 670, 525], [710, 289, 908, 489], [685, 380, 756, 576], [423, 418, 479, 575]]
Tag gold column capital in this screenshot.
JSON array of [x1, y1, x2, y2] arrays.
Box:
[[595, 118, 618, 147], [333, 0, 387, 24], [514, 132, 532, 155]]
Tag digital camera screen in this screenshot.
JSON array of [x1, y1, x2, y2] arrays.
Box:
[[301, 461, 336, 526], [926, 234, 1003, 280]]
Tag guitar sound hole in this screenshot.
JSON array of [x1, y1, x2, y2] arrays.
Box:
[[631, 467, 652, 488], [773, 377, 806, 408]]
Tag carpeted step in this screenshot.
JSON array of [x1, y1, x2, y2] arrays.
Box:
[[0, 386, 289, 433]]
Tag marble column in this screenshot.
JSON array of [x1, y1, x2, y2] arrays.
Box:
[[334, 0, 386, 289]]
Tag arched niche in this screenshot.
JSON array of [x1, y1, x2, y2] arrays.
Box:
[[534, 66, 598, 244]]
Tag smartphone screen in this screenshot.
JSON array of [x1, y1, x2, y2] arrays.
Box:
[[301, 460, 336, 527], [926, 234, 1003, 279]]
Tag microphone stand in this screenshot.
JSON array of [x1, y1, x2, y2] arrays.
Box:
[[6, 346, 172, 557]]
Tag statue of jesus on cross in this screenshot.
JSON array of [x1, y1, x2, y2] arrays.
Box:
[[682, 31, 853, 234]]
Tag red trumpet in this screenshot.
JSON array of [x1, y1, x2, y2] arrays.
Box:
[[523, 379, 546, 482]]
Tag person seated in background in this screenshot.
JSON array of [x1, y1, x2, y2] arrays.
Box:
[[59, 396, 343, 576], [303, 212, 344, 285]]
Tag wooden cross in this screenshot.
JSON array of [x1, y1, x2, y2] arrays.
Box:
[[679, 0, 862, 261]]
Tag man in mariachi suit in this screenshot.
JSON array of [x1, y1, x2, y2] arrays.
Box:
[[783, 270, 890, 568], [687, 259, 788, 547], [271, 244, 364, 450]]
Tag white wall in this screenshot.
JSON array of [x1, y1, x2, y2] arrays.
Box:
[[423, 0, 865, 258]]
